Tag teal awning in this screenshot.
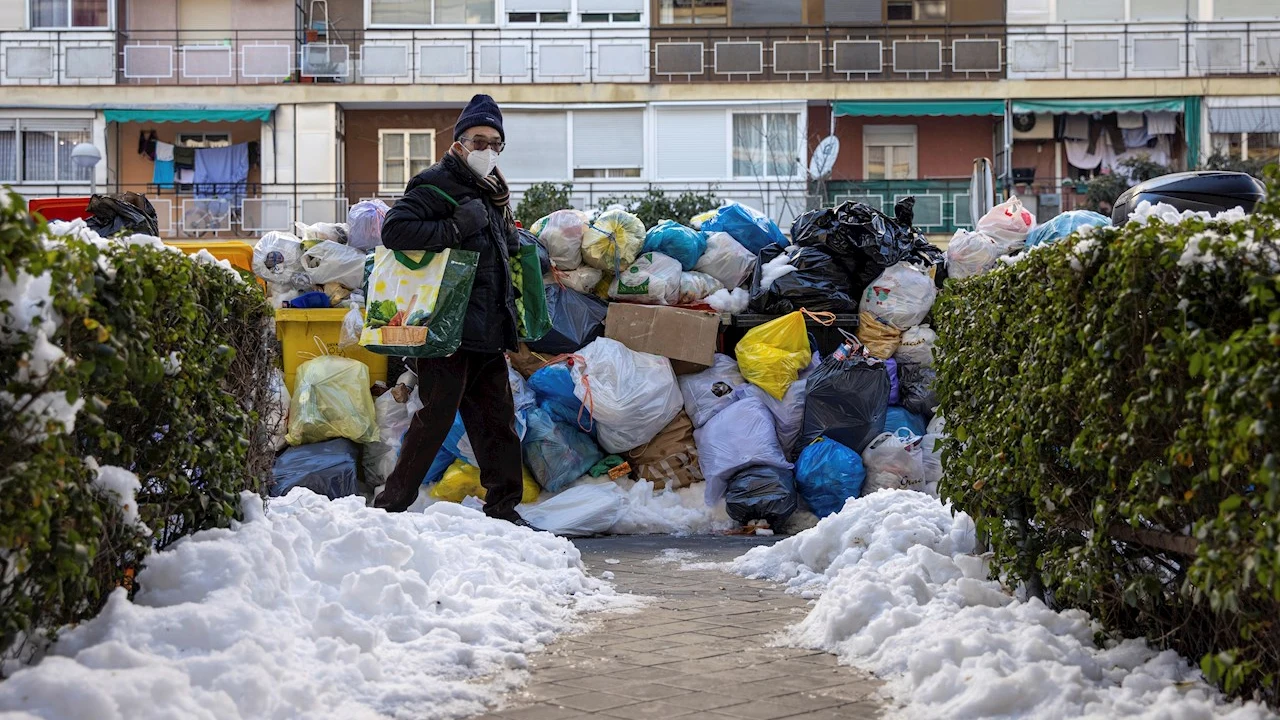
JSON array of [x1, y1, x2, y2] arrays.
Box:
[[103, 107, 274, 123], [833, 100, 1005, 117], [1011, 99, 1186, 115]]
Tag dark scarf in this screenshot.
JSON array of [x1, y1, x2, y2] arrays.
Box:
[[448, 142, 516, 235]]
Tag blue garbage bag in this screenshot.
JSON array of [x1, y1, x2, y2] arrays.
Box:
[[884, 406, 926, 438], [528, 363, 594, 433], [1025, 210, 1109, 248], [641, 220, 707, 271], [522, 407, 604, 492], [272, 438, 360, 499], [794, 437, 866, 517], [701, 203, 788, 255], [885, 357, 899, 405]]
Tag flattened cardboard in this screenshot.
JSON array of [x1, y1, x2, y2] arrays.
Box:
[[604, 304, 719, 369]]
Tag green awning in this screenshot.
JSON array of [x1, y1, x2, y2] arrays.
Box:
[[833, 100, 1005, 117], [103, 107, 274, 123], [1011, 99, 1186, 115]]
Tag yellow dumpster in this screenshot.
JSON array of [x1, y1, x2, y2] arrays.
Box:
[[276, 308, 387, 394], [166, 240, 255, 272]]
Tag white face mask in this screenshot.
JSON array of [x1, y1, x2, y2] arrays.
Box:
[[466, 148, 499, 177]]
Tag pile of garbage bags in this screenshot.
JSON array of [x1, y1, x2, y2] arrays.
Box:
[[253, 214, 373, 308], [944, 198, 1110, 280]]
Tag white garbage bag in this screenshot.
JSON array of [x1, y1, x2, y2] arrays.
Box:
[[294, 221, 349, 245], [534, 209, 589, 271], [347, 199, 389, 251], [571, 337, 683, 454], [977, 196, 1036, 252], [518, 483, 628, 537], [946, 230, 1004, 280], [896, 324, 938, 366], [921, 432, 943, 497], [253, 231, 311, 291], [861, 431, 926, 495], [694, 231, 757, 290], [608, 252, 682, 306], [678, 271, 723, 305], [927, 412, 946, 437], [679, 354, 747, 429], [860, 262, 937, 330], [302, 240, 366, 290], [545, 266, 603, 295], [364, 391, 412, 487], [695, 391, 792, 504]]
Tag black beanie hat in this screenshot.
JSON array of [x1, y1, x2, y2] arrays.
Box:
[[454, 94, 504, 143]]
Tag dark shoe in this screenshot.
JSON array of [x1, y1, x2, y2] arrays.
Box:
[[507, 515, 547, 533]]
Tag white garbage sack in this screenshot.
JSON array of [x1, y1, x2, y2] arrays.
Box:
[[545, 266, 603, 295], [678, 271, 723, 305], [253, 231, 311, 291], [860, 262, 937, 330], [571, 337, 683, 454], [927, 412, 946, 437], [608, 252, 682, 306], [364, 391, 412, 487], [861, 431, 926, 496], [921, 432, 943, 497], [895, 324, 938, 366], [695, 391, 792, 504], [347, 199, 390, 251], [694, 231, 757, 290], [977, 196, 1036, 252], [518, 482, 628, 537], [679, 354, 747, 428], [946, 230, 1004, 280], [295, 221, 349, 245], [302, 240, 366, 290], [267, 369, 290, 452], [534, 209, 589, 271]]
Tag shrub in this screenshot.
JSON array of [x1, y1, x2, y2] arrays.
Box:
[[515, 182, 574, 229], [1204, 153, 1271, 179], [0, 190, 277, 665], [1083, 156, 1171, 215], [933, 167, 1280, 701], [597, 188, 720, 229]]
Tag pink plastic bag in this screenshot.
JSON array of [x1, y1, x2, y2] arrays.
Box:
[[977, 197, 1036, 252]]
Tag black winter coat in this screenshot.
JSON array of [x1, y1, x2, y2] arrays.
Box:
[[380, 154, 520, 354]]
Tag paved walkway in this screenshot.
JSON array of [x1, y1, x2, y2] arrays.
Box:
[[478, 535, 885, 720]]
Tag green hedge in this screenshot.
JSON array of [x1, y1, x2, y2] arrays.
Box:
[[934, 167, 1280, 700], [0, 189, 277, 663]]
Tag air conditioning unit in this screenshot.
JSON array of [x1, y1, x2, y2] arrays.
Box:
[[1012, 112, 1053, 140]]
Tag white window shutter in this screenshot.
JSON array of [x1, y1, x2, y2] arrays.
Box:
[[573, 110, 642, 169], [500, 112, 568, 181], [655, 109, 727, 180]]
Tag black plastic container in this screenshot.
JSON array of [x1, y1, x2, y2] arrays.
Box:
[[1111, 171, 1266, 224]]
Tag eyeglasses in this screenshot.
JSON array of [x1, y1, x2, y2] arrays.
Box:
[[460, 136, 505, 153]]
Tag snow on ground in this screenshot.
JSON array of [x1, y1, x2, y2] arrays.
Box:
[[0, 490, 630, 720], [731, 490, 1273, 720]]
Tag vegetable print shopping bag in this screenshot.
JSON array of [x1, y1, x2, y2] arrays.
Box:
[[510, 242, 552, 343], [360, 247, 479, 358]]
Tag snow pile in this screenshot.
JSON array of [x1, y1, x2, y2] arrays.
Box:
[[192, 247, 245, 284], [607, 478, 735, 535], [85, 460, 148, 533], [1127, 201, 1248, 228], [731, 490, 1271, 720], [706, 287, 749, 314], [0, 490, 624, 720]]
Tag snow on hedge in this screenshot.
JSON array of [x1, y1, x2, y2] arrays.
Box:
[[0, 490, 625, 720], [731, 490, 1271, 720]]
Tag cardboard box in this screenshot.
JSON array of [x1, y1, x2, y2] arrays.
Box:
[[604, 304, 720, 370]]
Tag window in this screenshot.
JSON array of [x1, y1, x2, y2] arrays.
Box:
[[573, 110, 643, 179], [732, 113, 799, 177], [379, 130, 434, 192], [508, 11, 569, 21], [369, 0, 494, 24], [864, 125, 917, 180], [176, 133, 230, 148], [1211, 132, 1280, 165], [7, 121, 93, 184], [659, 0, 727, 25], [30, 0, 109, 28], [888, 0, 946, 21], [581, 11, 641, 21]]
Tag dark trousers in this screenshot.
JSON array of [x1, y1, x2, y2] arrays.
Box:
[[374, 351, 524, 520]]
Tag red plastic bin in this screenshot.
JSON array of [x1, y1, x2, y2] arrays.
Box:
[[28, 197, 92, 223]]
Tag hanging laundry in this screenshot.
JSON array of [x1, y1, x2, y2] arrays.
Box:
[[1063, 115, 1090, 140], [1123, 127, 1152, 149], [173, 146, 196, 171], [152, 159, 175, 189], [175, 168, 195, 185], [1146, 112, 1177, 135], [1087, 115, 1125, 156], [248, 141, 260, 169], [1117, 112, 1145, 129], [1065, 139, 1105, 170], [194, 143, 250, 205], [137, 129, 157, 159], [155, 140, 174, 162]]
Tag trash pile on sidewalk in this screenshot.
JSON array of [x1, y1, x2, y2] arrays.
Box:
[[252, 200, 389, 310], [259, 194, 1105, 537]]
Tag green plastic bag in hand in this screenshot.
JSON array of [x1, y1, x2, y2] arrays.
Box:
[[510, 242, 551, 343]]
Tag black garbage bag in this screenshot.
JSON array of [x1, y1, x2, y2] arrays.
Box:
[[748, 243, 859, 314], [85, 192, 160, 237], [801, 355, 890, 453], [792, 199, 942, 299], [527, 284, 608, 355], [725, 464, 798, 528], [518, 228, 552, 275], [271, 438, 360, 499], [898, 363, 938, 421]]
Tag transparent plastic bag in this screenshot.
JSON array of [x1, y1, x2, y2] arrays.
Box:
[[347, 199, 389, 251], [363, 390, 411, 487], [302, 240, 366, 289], [338, 304, 363, 348], [608, 252, 682, 306], [735, 311, 811, 400], [253, 231, 311, 291], [581, 208, 645, 271], [572, 337, 683, 454], [546, 266, 603, 295], [896, 324, 937, 366], [679, 354, 747, 429], [946, 230, 1004, 280], [285, 355, 378, 445], [678, 271, 723, 305], [533, 209, 589, 271], [859, 261, 937, 330], [294, 220, 349, 246], [694, 231, 757, 290], [861, 430, 926, 495], [976, 196, 1036, 252], [267, 369, 290, 452]]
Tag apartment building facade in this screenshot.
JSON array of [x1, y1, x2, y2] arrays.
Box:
[[1, 0, 1277, 237]]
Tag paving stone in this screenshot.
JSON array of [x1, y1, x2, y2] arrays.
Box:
[[491, 703, 589, 720], [516, 684, 592, 702], [598, 700, 697, 720], [661, 692, 744, 711], [606, 683, 690, 701], [552, 692, 637, 713], [709, 700, 813, 720]]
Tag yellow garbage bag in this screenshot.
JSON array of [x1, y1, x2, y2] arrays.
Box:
[[286, 355, 378, 445], [581, 209, 645, 272], [689, 208, 718, 230], [735, 311, 812, 401], [431, 459, 541, 504], [856, 311, 902, 359]]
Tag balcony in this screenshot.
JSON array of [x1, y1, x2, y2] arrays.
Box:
[[651, 23, 1006, 82], [1007, 21, 1280, 80]]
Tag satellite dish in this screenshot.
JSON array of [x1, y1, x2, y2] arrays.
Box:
[[808, 136, 840, 180]]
